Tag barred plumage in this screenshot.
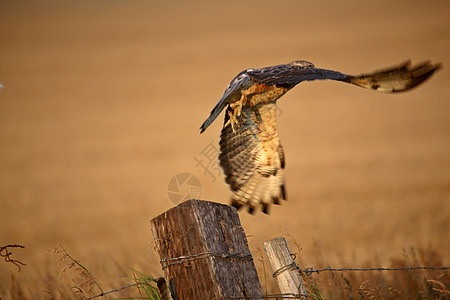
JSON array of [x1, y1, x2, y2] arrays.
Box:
[[200, 59, 441, 214]]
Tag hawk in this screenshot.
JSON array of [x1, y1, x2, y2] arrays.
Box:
[[199, 60, 441, 214]]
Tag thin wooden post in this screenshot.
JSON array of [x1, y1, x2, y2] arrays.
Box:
[[151, 199, 264, 299], [264, 237, 307, 298]]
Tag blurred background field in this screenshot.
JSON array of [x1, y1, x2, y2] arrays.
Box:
[[0, 0, 449, 298]]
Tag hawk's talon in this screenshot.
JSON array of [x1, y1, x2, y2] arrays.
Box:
[[225, 109, 238, 132], [226, 99, 246, 133], [231, 98, 243, 118], [225, 103, 245, 133]]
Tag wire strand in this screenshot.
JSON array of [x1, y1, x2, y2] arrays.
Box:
[[160, 251, 253, 269], [304, 266, 449, 276]]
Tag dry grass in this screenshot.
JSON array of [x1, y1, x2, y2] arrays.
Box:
[[1, 0, 449, 298], [297, 246, 450, 299], [6, 243, 448, 299], [47, 245, 104, 298]]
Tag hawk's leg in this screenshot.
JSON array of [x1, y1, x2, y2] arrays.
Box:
[[225, 95, 245, 132]]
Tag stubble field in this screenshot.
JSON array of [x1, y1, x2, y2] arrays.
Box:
[[0, 0, 449, 298]]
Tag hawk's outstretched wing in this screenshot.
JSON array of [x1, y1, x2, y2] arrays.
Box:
[[200, 60, 441, 214], [219, 102, 286, 214], [248, 60, 347, 85], [248, 60, 441, 92]]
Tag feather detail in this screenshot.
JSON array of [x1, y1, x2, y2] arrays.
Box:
[[219, 102, 286, 214], [200, 59, 441, 214]]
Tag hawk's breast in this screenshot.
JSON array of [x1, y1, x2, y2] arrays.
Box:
[[242, 83, 289, 107]]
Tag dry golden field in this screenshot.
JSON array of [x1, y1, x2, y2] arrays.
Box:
[[0, 0, 449, 298]]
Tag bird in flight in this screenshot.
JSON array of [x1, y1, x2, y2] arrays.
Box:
[[200, 60, 441, 214]]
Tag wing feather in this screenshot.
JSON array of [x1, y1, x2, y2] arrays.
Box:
[[248, 61, 347, 86], [247, 60, 441, 93], [219, 102, 286, 214], [200, 72, 252, 133], [201, 59, 441, 215], [344, 60, 442, 92]]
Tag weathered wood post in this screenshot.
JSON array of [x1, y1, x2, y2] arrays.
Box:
[[151, 199, 264, 299], [264, 237, 307, 298]]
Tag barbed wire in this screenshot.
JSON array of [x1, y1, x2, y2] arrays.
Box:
[[303, 266, 449, 276], [273, 261, 298, 278], [85, 264, 449, 300], [216, 294, 301, 299], [0, 244, 26, 272], [85, 280, 155, 300], [84, 249, 449, 300], [271, 259, 449, 278], [270, 257, 449, 278], [160, 251, 253, 269]]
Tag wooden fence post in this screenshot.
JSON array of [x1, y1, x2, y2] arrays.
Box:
[[264, 237, 307, 298], [151, 199, 264, 299]]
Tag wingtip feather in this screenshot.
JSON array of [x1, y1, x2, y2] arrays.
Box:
[[199, 125, 206, 134], [346, 60, 441, 93]]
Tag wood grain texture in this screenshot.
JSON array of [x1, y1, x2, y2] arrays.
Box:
[[264, 237, 307, 297], [151, 199, 263, 299]]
